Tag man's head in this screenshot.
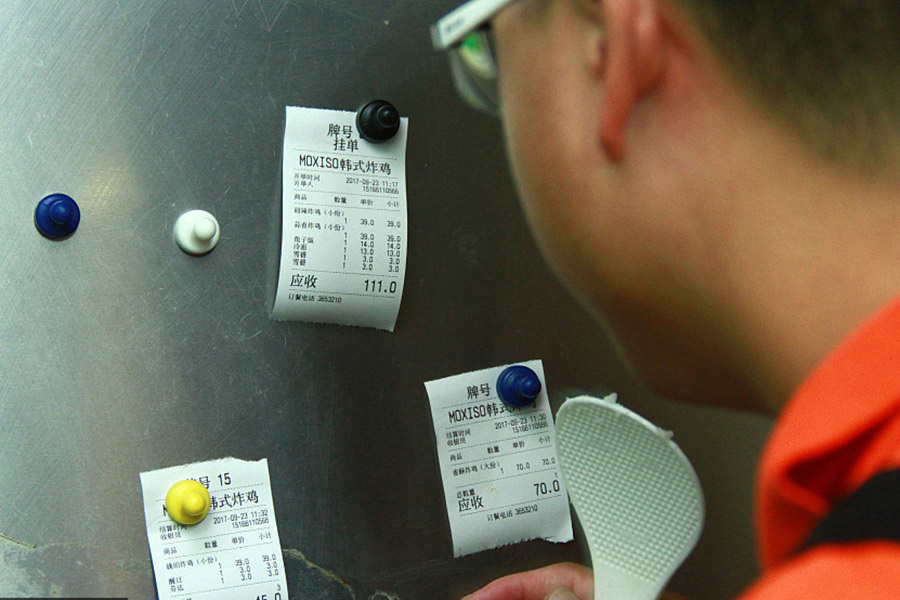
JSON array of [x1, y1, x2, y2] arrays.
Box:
[[434, 0, 900, 412], [673, 0, 900, 164]]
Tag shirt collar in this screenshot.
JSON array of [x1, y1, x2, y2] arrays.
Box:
[[757, 294, 900, 565]]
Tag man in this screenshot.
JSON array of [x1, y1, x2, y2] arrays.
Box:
[[432, 0, 900, 598]]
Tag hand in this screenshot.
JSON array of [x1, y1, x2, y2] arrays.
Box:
[[461, 562, 593, 600], [460, 562, 691, 600]]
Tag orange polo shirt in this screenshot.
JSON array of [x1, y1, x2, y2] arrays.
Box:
[[738, 296, 900, 598]]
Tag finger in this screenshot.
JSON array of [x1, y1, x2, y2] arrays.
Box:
[[545, 587, 581, 600], [462, 562, 594, 600]]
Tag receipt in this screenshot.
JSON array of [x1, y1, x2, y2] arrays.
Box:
[[425, 361, 574, 557], [140, 457, 288, 600], [272, 106, 408, 331]]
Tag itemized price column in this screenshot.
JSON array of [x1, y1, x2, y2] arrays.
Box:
[[273, 106, 409, 331]]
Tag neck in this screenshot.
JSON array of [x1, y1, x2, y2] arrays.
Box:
[[707, 143, 900, 414]]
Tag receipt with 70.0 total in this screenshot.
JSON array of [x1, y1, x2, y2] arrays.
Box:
[[425, 360, 574, 557]]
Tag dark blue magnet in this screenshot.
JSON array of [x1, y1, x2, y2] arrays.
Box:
[[497, 365, 542, 408], [35, 193, 80, 240]]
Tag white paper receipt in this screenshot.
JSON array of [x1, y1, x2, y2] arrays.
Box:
[[272, 106, 409, 331], [140, 457, 288, 600], [424, 360, 574, 557]]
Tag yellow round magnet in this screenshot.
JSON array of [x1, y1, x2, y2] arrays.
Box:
[[165, 480, 211, 525]]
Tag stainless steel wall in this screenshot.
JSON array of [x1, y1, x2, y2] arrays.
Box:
[[0, 2, 772, 599]]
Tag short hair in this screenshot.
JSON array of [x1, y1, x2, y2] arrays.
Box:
[[673, 0, 900, 166]]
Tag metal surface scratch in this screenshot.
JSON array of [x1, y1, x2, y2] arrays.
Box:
[[231, 0, 251, 18], [0, 531, 36, 549], [0, 537, 152, 597], [232, 0, 289, 32], [256, 0, 290, 32], [282, 548, 357, 599], [132, 13, 152, 75]]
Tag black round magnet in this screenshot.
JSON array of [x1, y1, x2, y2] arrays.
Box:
[[356, 100, 401, 143]]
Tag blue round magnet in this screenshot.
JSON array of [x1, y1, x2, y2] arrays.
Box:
[[35, 193, 80, 239], [497, 365, 542, 408]]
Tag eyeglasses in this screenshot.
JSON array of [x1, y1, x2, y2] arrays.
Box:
[[431, 0, 519, 114]]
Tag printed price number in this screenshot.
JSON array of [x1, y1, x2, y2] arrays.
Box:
[[236, 557, 252, 581], [364, 279, 397, 294], [253, 594, 282, 600], [387, 236, 402, 258], [534, 479, 561, 497], [262, 553, 280, 577], [386, 234, 402, 273]]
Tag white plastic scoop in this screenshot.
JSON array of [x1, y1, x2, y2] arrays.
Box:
[[556, 395, 704, 600]]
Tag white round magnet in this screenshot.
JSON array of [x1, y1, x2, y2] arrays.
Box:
[[174, 210, 220, 255]]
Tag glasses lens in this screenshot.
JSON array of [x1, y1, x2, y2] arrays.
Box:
[[448, 30, 499, 114], [460, 31, 497, 78]]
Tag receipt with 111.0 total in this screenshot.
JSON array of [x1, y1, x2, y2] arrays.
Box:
[[272, 106, 408, 331]]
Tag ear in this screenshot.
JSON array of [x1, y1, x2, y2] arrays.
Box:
[[598, 0, 666, 162]]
